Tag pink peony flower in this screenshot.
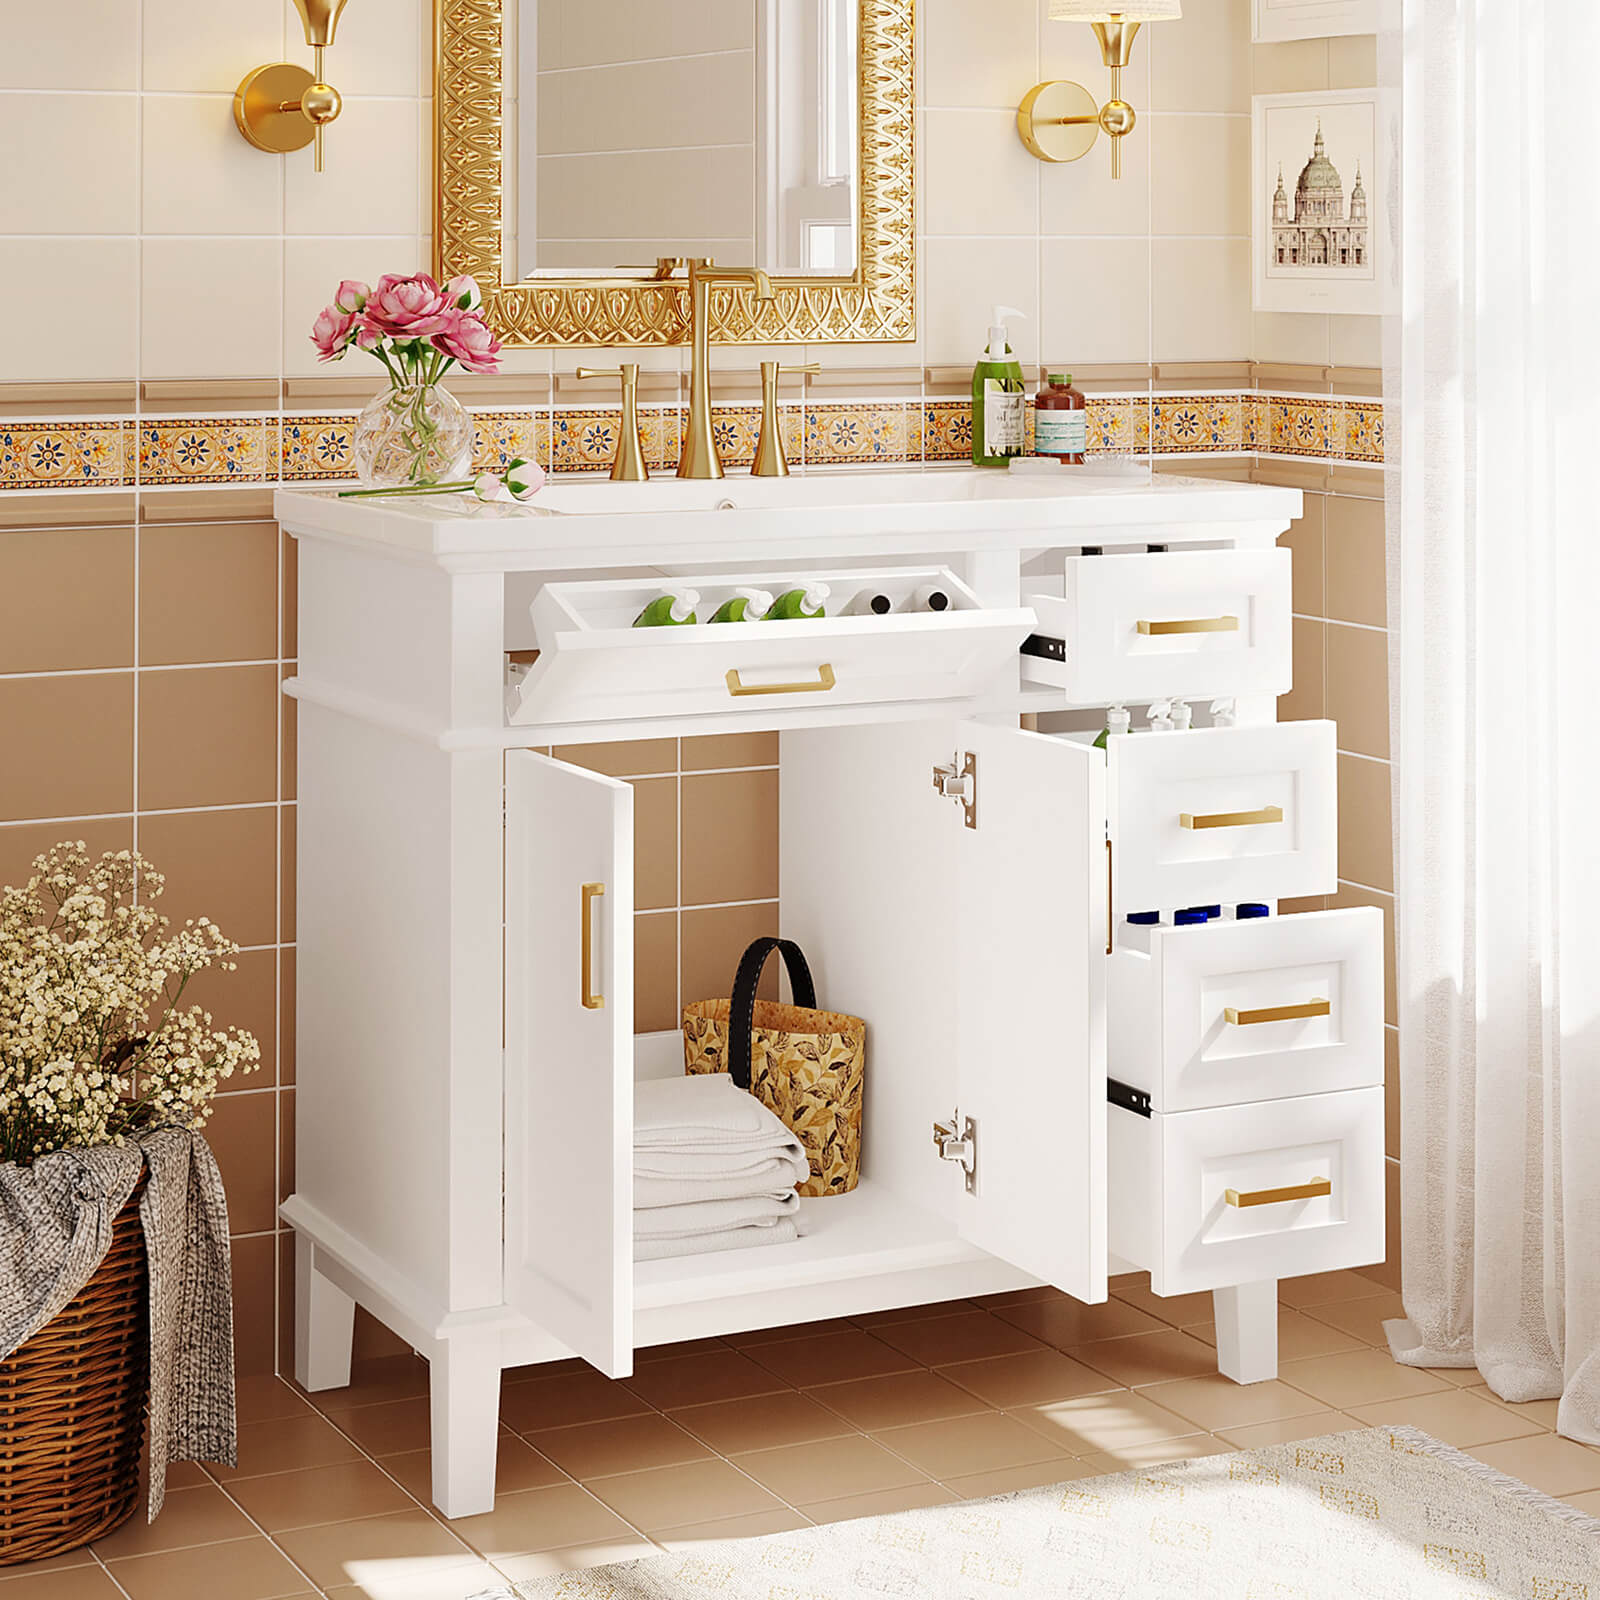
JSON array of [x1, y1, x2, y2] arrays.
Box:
[[445, 274, 483, 312], [310, 304, 358, 362], [432, 309, 503, 374], [362, 272, 456, 341], [334, 279, 370, 314]]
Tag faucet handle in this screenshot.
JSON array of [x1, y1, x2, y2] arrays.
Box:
[[753, 363, 818, 479], [574, 364, 648, 482]]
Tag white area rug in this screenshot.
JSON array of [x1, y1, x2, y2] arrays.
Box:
[[486, 1427, 1599, 1598]]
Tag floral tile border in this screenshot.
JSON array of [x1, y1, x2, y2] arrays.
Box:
[[0, 392, 1384, 494]]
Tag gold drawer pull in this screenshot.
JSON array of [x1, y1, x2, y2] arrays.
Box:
[[726, 663, 837, 697], [1225, 1177, 1332, 1208], [1224, 998, 1331, 1026], [1179, 804, 1283, 830], [1137, 615, 1239, 636], [581, 882, 605, 1010]]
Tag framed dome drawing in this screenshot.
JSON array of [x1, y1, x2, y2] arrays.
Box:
[[1252, 89, 1397, 317], [1252, 0, 1377, 42]]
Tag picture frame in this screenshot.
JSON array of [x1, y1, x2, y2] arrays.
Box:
[[1252, 88, 1397, 317], [1252, 0, 1379, 42]]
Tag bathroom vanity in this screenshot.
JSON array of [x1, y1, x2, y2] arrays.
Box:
[[276, 466, 1386, 1518]]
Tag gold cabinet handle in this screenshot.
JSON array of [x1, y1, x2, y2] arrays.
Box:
[[726, 664, 837, 697], [1137, 615, 1240, 636], [1179, 804, 1283, 830], [581, 882, 605, 1010], [1224, 1177, 1332, 1208], [1224, 998, 1331, 1026]]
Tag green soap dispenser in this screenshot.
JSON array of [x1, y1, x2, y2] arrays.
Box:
[[971, 305, 1027, 468]]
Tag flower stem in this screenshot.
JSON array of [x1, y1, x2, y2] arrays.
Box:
[[337, 479, 476, 499]]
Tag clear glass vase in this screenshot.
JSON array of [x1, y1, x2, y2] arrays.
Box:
[[352, 383, 473, 490]]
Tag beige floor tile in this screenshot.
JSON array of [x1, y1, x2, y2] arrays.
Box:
[[1279, 1349, 1451, 1410], [309, 1357, 432, 1414], [1077, 1434, 1236, 1473], [0, 1571, 126, 1600], [105, 1536, 312, 1600], [806, 1369, 991, 1431], [1298, 1290, 1406, 1345], [1344, 1388, 1547, 1449], [1467, 1434, 1600, 1498], [990, 1295, 1167, 1348], [670, 1390, 858, 1454], [872, 1410, 1072, 1480], [1469, 1385, 1563, 1428], [734, 1433, 932, 1505], [1109, 1284, 1215, 1327], [494, 1537, 659, 1583], [1277, 1270, 1396, 1309], [237, 1375, 317, 1424], [1214, 1411, 1359, 1449], [529, 1412, 713, 1479], [1188, 1308, 1366, 1362], [272, 1510, 477, 1591], [1137, 1375, 1328, 1432], [226, 1459, 419, 1532], [623, 1349, 792, 1409], [1009, 1389, 1202, 1456], [653, 1508, 814, 1548], [872, 1311, 1046, 1367], [1561, 1487, 1600, 1515], [499, 1368, 653, 1432], [444, 1481, 639, 1562], [743, 1329, 917, 1387], [214, 1413, 364, 1480], [91, 1484, 255, 1558], [377, 1434, 567, 1502], [323, 1399, 433, 1457], [1071, 1331, 1223, 1388], [935, 1348, 1116, 1409], [801, 1482, 959, 1524], [943, 1459, 1099, 1499], [585, 1457, 784, 1532], [323, 1559, 506, 1600]]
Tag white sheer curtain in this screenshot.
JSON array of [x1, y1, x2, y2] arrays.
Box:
[[1386, 0, 1600, 1442]]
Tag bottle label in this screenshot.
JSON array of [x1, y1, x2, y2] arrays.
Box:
[[1036, 409, 1088, 455], [982, 381, 1025, 456]]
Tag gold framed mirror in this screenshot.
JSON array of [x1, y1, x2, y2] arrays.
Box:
[[433, 0, 915, 347]]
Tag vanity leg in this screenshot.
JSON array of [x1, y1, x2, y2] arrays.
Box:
[[1213, 1279, 1279, 1384], [293, 1231, 355, 1393], [429, 1339, 503, 1519]]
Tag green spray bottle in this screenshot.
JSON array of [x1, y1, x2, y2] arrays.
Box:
[[971, 305, 1027, 468], [768, 582, 830, 620]]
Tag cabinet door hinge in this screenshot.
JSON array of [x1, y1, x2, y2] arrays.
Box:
[[932, 1111, 978, 1193], [932, 751, 977, 829]]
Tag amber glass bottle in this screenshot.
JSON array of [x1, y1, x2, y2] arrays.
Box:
[[1035, 372, 1087, 464]]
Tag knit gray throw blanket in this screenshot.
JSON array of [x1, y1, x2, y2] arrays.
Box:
[[0, 1128, 238, 1520]]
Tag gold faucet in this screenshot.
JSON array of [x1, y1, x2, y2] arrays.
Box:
[[679, 259, 775, 479]]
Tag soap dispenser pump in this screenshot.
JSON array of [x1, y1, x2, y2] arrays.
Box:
[[972, 305, 1027, 469]]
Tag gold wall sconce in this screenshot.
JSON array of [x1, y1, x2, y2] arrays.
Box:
[[234, 0, 349, 173], [1017, 1, 1181, 179]]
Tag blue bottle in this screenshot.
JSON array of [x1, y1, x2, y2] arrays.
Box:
[[1174, 908, 1209, 927], [1236, 903, 1270, 920]]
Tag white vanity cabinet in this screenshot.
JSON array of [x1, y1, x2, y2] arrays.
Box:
[[276, 469, 1386, 1520]]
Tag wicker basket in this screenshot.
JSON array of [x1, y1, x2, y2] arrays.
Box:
[[0, 1177, 148, 1565]]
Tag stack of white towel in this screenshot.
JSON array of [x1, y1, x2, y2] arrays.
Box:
[[634, 1073, 810, 1262]]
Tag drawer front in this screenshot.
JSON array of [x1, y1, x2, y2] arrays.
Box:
[[1149, 1087, 1384, 1295], [1110, 722, 1337, 915], [1112, 906, 1386, 1112], [511, 567, 1034, 729], [1022, 549, 1292, 705]]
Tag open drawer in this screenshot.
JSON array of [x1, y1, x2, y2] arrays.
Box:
[[1108, 1085, 1385, 1295], [509, 567, 1036, 729], [1108, 721, 1337, 916], [1022, 549, 1292, 705], [1109, 906, 1385, 1111]]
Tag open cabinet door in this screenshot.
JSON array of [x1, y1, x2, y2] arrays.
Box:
[[954, 725, 1109, 1304], [505, 751, 634, 1378]]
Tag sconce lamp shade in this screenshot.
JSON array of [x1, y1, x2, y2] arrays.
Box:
[[1047, 0, 1182, 17]]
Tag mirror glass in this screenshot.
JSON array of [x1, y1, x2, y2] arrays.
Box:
[[507, 0, 859, 281]]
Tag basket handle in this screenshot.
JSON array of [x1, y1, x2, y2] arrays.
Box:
[[727, 937, 817, 1090]]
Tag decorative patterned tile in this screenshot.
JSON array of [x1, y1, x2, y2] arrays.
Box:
[[805, 404, 909, 465], [549, 406, 680, 475], [1268, 399, 1340, 459], [1152, 396, 1244, 454], [139, 417, 275, 485], [709, 406, 761, 471], [1242, 396, 1265, 452], [281, 414, 359, 481], [0, 421, 133, 489], [1085, 398, 1138, 454], [1344, 401, 1386, 463], [473, 409, 552, 474], [923, 401, 973, 463]]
